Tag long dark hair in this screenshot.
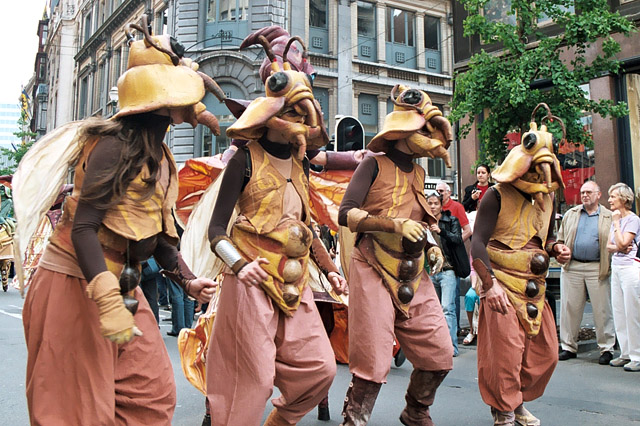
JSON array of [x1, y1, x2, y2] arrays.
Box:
[[78, 113, 168, 209]]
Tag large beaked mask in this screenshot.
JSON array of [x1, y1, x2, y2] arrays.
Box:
[[368, 85, 453, 166], [492, 103, 565, 206], [226, 34, 329, 159], [114, 15, 226, 135]]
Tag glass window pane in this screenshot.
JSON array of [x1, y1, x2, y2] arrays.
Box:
[[406, 11, 414, 47], [424, 15, 439, 50], [386, 8, 392, 42], [207, 0, 216, 22], [220, 0, 233, 21], [393, 9, 405, 44], [310, 0, 327, 29], [239, 0, 248, 20], [357, 2, 375, 37], [483, 0, 516, 26]]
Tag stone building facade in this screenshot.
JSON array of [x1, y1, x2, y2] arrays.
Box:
[[43, 0, 456, 184]]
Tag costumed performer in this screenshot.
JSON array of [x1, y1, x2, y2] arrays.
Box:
[[338, 84, 454, 426], [471, 104, 571, 426], [206, 31, 347, 426], [21, 17, 219, 425]]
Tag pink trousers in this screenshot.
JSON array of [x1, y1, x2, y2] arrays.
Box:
[[477, 298, 558, 412], [348, 248, 453, 383], [23, 267, 176, 426], [206, 274, 336, 426]]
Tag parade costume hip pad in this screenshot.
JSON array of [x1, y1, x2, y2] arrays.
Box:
[[232, 218, 312, 316]]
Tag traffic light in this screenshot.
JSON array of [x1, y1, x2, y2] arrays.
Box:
[[335, 116, 364, 152]]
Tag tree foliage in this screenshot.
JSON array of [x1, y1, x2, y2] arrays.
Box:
[[449, 0, 634, 167], [0, 109, 36, 175]]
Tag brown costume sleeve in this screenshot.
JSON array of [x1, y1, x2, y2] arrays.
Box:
[[207, 148, 247, 241], [339, 156, 401, 233], [310, 237, 340, 276], [544, 201, 559, 255], [71, 137, 123, 282], [338, 156, 378, 227], [470, 187, 500, 275]]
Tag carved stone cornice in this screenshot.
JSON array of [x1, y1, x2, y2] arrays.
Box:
[[75, 0, 143, 63]]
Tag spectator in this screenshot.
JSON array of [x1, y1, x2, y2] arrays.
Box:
[[606, 183, 640, 372], [462, 164, 494, 213], [427, 192, 470, 357], [436, 182, 471, 241], [556, 180, 615, 364], [436, 181, 471, 333]]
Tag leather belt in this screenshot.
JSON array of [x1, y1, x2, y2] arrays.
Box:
[[572, 258, 598, 263]]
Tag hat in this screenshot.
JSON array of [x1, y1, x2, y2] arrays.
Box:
[[114, 34, 205, 119], [368, 85, 452, 165]]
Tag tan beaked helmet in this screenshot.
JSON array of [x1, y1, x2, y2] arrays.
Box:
[[368, 85, 453, 166], [113, 15, 225, 134]]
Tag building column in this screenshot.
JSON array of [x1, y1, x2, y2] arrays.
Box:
[[416, 12, 426, 70], [337, 0, 354, 115], [376, 2, 386, 63], [377, 94, 388, 131]]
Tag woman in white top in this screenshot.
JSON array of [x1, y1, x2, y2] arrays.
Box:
[[606, 183, 640, 372]]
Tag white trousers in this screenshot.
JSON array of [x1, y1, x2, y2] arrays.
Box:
[[611, 263, 640, 362], [560, 261, 615, 354]]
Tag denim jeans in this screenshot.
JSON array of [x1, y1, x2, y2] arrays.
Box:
[[157, 275, 169, 306], [455, 276, 461, 329], [431, 269, 459, 356], [167, 277, 195, 333], [140, 277, 159, 324]]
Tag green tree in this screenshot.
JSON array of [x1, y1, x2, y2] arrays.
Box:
[[0, 109, 36, 175], [449, 0, 634, 167]]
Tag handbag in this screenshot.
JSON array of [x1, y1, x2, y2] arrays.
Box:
[[448, 240, 471, 278]]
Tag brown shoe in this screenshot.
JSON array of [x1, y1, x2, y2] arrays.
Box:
[[399, 369, 448, 426], [341, 375, 382, 426]]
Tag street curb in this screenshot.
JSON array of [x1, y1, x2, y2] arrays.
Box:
[[577, 339, 598, 353]]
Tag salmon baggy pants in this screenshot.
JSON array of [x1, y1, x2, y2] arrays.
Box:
[[477, 298, 558, 412], [348, 248, 453, 383], [23, 267, 176, 426], [206, 274, 337, 426]]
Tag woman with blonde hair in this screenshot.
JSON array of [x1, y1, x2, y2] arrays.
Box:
[[606, 182, 640, 372]]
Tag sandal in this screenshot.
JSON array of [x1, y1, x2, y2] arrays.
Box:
[[463, 332, 476, 345]]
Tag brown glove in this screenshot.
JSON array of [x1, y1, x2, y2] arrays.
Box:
[[86, 271, 141, 344], [471, 258, 495, 296]]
